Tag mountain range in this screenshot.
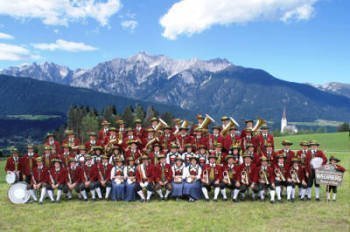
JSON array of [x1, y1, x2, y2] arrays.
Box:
[[1, 52, 350, 124]]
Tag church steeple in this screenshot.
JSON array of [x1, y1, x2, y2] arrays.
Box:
[[281, 107, 288, 133], [282, 107, 286, 119]]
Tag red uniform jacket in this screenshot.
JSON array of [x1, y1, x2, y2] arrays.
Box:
[[240, 135, 257, 153], [63, 137, 80, 147], [286, 165, 306, 183], [85, 140, 102, 152], [20, 154, 39, 176], [176, 134, 194, 151], [125, 149, 142, 162], [237, 163, 258, 185], [256, 165, 275, 184], [276, 149, 295, 167], [159, 133, 176, 150], [154, 163, 173, 183], [134, 127, 145, 139], [80, 164, 99, 182], [66, 166, 83, 184], [136, 164, 155, 183], [5, 156, 21, 172], [49, 167, 67, 185], [201, 164, 223, 182], [273, 164, 288, 182], [224, 134, 241, 151], [254, 134, 274, 152], [98, 128, 110, 142], [42, 154, 54, 169], [32, 166, 49, 184], [44, 140, 61, 153], [208, 134, 225, 150], [96, 163, 113, 181], [296, 150, 308, 167], [193, 136, 209, 151], [59, 153, 76, 167], [148, 151, 165, 165], [223, 164, 240, 180], [305, 150, 327, 174]]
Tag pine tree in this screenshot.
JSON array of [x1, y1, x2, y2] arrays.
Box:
[[81, 112, 99, 142], [134, 104, 146, 123], [122, 106, 134, 128]]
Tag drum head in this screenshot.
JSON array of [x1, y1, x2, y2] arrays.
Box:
[[8, 182, 30, 204], [6, 172, 16, 184], [311, 157, 323, 169]]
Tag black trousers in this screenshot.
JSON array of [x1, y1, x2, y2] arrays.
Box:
[[307, 169, 320, 188]]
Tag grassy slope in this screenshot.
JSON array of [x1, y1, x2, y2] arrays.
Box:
[[0, 133, 349, 231]]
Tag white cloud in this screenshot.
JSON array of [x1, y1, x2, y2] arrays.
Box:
[[0, 43, 35, 61], [160, 0, 319, 40], [0, 0, 122, 26], [0, 32, 14, 40], [121, 20, 138, 32], [32, 39, 97, 52]]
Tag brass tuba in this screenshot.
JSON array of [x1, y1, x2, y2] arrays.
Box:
[[221, 117, 240, 136], [155, 118, 168, 131], [180, 120, 189, 129], [252, 117, 266, 133], [198, 114, 215, 129]]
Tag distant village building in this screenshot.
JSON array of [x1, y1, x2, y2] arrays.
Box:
[[281, 108, 298, 134]]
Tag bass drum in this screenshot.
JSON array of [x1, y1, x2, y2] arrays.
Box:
[[8, 182, 30, 204], [6, 172, 16, 184]]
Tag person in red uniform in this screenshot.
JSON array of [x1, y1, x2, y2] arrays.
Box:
[[222, 155, 240, 201], [297, 141, 309, 168], [98, 120, 111, 142], [148, 143, 164, 166], [201, 155, 223, 201], [65, 158, 83, 200], [159, 126, 175, 153], [47, 158, 67, 203], [256, 156, 276, 203], [240, 128, 255, 153], [104, 127, 118, 147], [276, 140, 295, 167], [326, 156, 346, 201], [134, 118, 145, 139], [213, 143, 227, 165], [20, 144, 39, 185], [154, 154, 173, 200], [59, 144, 75, 168], [224, 126, 241, 152], [262, 142, 276, 166], [305, 140, 327, 200], [96, 155, 113, 200], [80, 155, 99, 200], [5, 147, 22, 182], [286, 157, 307, 202], [44, 132, 61, 154], [233, 152, 258, 202], [63, 129, 80, 148], [245, 143, 259, 166], [85, 132, 101, 152], [135, 155, 155, 202], [176, 126, 194, 153], [193, 128, 209, 151], [124, 140, 142, 164], [31, 157, 49, 204], [240, 119, 254, 139], [254, 126, 274, 153], [142, 128, 157, 152], [42, 146, 53, 169], [208, 126, 224, 152], [273, 154, 289, 202], [190, 114, 204, 136]]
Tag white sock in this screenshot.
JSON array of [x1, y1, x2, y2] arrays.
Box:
[[67, 191, 72, 199], [137, 190, 145, 200], [233, 189, 240, 200], [276, 186, 281, 200], [333, 193, 336, 200], [307, 187, 312, 198], [47, 190, 55, 201], [146, 191, 153, 200], [300, 189, 305, 199], [96, 188, 102, 199], [56, 190, 62, 201], [156, 189, 164, 198], [81, 190, 88, 200], [105, 187, 111, 199], [213, 187, 220, 200], [221, 189, 227, 199], [286, 186, 292, 200], [270, 190, 275, 201], [91, 189, 96, 199], [291, 188, 295, 199], [165, 190, 171, 198], [29, 189, 37, 201], [259, 190, 265, 200], [202, 187, 209, 199], [315, 187, 320, 199], [39, 187, 46, 202], [327, 192, 330, 200]]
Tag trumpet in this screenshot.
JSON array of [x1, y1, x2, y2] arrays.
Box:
[[290, 169, 300, 184], [241, 170, 249, 185], [202, 170, 209, 184], [223, 171, 231, 185], [274, 168, 286, 182], [259, 169, 269, 185]]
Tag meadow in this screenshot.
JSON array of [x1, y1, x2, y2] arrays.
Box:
[[0, 132, 349, 232]]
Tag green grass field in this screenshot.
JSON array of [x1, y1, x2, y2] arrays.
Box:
[[0, 132, 349, 231]]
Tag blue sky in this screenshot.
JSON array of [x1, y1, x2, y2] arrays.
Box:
[[0, 0, 349, 84]]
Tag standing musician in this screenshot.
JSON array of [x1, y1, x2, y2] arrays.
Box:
[[60, 144, 74, 168], [257, 156, 276, 203], [5, 147, 22, 182], [183, 156, 202, 202], [262, 143, 276, 166], [135, 155, 155, 202], [108, 145, 124, 166], [255, 126, 274, 153], [201, 154, 223, 201], [276, 140, 295, 167], [124, 140, 142, 164], [80, 155, 99, 200], [42, 146, 53, 169], [31, 157, 49, 204], [98, 120, 111, 142], [274, 154, 289, 202], [142, 128, 157, 153], [240, 128, 255, 153], [148, 143, 163, 166], [65, 158, 84, 201], [233, 152, 258, 202], [326, 156, 346, 201], [176, 126, 193, 153], [134, 118, 145, 139], [159, 126, 175, 152], [286, 157, 307, 202], [97, 155, 113, 200], [224, 126, 241, 152], [110, 157, 125, 201], [124, 157, 137, 201], [305, 140, 327, 201], [104, 127, 118, 148], [240, 119, 254, 139], [154, 154, 173, 200], [63, 130, 80, 148], [85, 132, 101, 152], [20, 144, 38, 185], [222, 155, 239, 202], [190, 114, 204, 136], [47, 158, 67, 203], [208, 126, 224, 152], [44, 133, 61, 154], [193, 128, 209, 151], [213, 143, 227, 165]]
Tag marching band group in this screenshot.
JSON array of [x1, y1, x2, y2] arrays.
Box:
[[4, 115, 346, 204]]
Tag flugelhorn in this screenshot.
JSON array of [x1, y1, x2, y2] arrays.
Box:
[[259, 169, 269, 185], [223, 171, 231, 185], [290, 169, 300, 184], [274, 168, 286, 182], [198, 114, 215, 129], [241, 170, 249, 185]]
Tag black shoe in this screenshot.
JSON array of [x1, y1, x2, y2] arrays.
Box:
[[84, 198, 88, 202], [270, 200, 275, 204], [39, 201, 43, 205], [140, 199, 145, 203], [213, 199, 218, 202], [316, 198, 320, 201], [233, 198, 239, 203], [205, 198, 210, 202], [223, 198, 228, 201], [307, 197, 311, 201]]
